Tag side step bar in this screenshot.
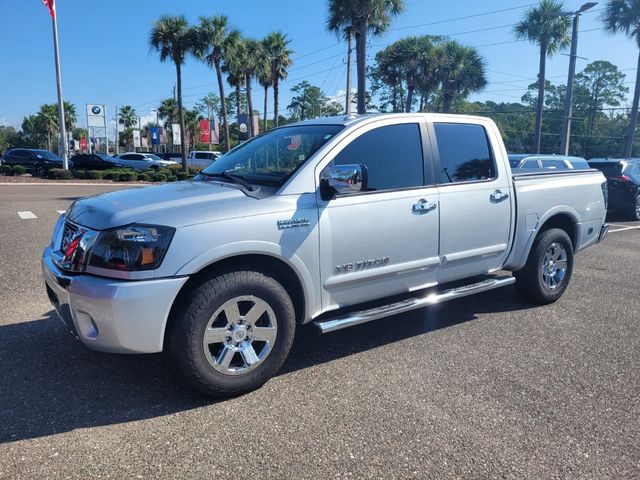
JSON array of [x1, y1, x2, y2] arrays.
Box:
[[315, 275, 516, 334]]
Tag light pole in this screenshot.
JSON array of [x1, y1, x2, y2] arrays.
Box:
[[559, 2, 597, 156]]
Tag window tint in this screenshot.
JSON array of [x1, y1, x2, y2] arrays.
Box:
[[120, 155, 134, 160], [434, 123, 495, 183], [568, 158, 589, 169], [195, 152, 209, 159], [541, 159, 567, 170], [522, 160, 538, 169], [333, 123, 424, 191], [12, 150, 28, 159]]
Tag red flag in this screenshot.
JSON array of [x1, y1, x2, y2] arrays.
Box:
[[42, 0, 55, 18], [199, 119, 210, 143]]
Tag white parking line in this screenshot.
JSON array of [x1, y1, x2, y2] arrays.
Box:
[[57, 210, 66, 214], [17, 211, 37, 219], [609, 226, 640, 233]]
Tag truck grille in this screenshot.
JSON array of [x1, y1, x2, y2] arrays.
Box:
[[61, 221, 80, 252]]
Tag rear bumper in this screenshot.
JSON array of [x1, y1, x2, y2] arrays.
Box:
[[42, 246, 188, 353]]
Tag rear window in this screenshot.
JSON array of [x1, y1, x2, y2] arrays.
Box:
[[541, 159, 567, 170], [589, 162, 624, 177], [434, 123, 495, 183]]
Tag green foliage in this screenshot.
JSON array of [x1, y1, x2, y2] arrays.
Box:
[[72, 169, 87, 179], [0, 165, 14, 176], [12, 165, 26, 175], [48, 168, 73, 180], [118, 171, 138, 182], [0, 125, 20, 153], [176, 172, 190, 180], [188, 166, 203, 175], [166, 175, 178, 182], [287, 81, 343, 121], [137, 173, 151, 181], [86, 170, 103, 180], [152, 173, 167, 182]]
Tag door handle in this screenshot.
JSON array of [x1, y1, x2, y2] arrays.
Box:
[[412, 199, 437, 214], [490, 190, 509, 202]]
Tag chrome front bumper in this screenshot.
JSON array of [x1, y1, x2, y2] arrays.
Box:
[[42, 246, 188, 354]]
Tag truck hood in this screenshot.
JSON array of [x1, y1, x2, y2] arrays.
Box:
[[68, 181, 256, 230]]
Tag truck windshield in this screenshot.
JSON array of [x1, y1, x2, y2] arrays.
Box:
[[201, 125, 343, 186]]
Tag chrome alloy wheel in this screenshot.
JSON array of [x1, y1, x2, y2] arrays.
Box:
[[635, 192, 640, 219], [541, 242, 568, 291], [202, 295, 278, 376]]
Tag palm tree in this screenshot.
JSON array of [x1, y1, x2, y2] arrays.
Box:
[[327, 0, 405, 114], [603, 0, 640, 157], [258, 38, 274, 131], [118, 105, 137, 129], [63, 102, 76, 134], [435, 41, 487, 113], [515, 0, 571, 153], [183, 108, 203, 150], [193, 15, 240, 152], [37, 104, 58, 151], [262, 32, 293, 127], [149, 15, 197, 172], [158, 98, 178, 129]]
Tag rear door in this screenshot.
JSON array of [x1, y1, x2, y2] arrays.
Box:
[[430, 121, 513, 284], [317, 119, 440, 310]]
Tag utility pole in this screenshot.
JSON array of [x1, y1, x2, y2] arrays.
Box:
[[47, 2, 68, 169], [115, 105, 119, 156], [345, 28, 353, 115], [559, 2, 597, 156]]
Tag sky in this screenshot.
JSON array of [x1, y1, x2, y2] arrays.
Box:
[[0, 0, 637, 136]]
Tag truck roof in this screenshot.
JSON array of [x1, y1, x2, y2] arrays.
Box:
[[288, 112, 497, 128]]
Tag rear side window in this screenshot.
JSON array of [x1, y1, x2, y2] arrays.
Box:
[[434, 123, 495, 184], [589, 162, 623, 177], [522, 160, 538, 169], [541, 159, 567, 170], [333, 123, 424, 191], [195, 152, 209, 159]]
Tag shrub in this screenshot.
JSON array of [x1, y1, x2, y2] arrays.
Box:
[[158, 168, 172, 177], [137, 173, 151, 182], [12, 165, 27, 175], [102, 169, 125, 180], [48, 168, 73, 180], [72, 169, 86, 179], [176, 172, 190, 181], [166, 175, 177, 182], [86, 170, 103, 180], [168, 164, 182, 173], [151, 173, 167, 182], [0, 165, 13, 176], [118, 171, 138, 182], [188, 166, 203, 175]]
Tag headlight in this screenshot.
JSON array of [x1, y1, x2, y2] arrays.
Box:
[[88, 224, 175, 272]]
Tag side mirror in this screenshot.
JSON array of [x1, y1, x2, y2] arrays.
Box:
[[321, 164, 368, 198]]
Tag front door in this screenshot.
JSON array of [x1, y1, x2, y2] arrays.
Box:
[[430, 121, 513, 284], [317, 120, 440, 311]]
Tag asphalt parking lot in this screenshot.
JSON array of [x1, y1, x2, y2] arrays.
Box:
[[1, 183, 639, 479]]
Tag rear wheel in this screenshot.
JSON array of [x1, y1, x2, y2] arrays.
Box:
[[629, 191, 640, 221], [169, 270, 296, 397], [515, 228, 574, 305]]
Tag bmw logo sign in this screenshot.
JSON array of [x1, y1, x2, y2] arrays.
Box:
[[239, 123, 248, 133], [91, 105, 101, 115]]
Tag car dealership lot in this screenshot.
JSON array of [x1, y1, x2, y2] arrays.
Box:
[[0, 184, 639, 479]]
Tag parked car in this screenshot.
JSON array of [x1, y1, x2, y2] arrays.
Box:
[[509, 154, 591, 170], [1, 148, 71, 175], [114, 152, 178, 170], [42, 113, 608, 397], [187, 150, 222, 168], [70, 153, 125, 170], [588, 158, 640, 220], [157, 152, 183, 163]]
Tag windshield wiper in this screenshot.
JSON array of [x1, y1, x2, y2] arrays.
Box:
[[200, 170, 254, 191]]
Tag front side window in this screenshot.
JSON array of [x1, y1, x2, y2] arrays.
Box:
[[333, 123, 424, 191], [522, 160, 539, 169], [203, 124, 343, 187], [434, 123, 495, 184]]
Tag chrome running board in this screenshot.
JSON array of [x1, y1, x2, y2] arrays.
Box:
[[315, 275, 516, 334]]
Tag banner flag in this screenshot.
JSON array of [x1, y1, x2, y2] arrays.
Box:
[[42, 0, 55, 18], [252, 114, 260, 136], [211, 118, 219, 145], [199, 119, 210, 143], [79, 137, 87, 151], [237, 114, 249, 141], [132, 130, 141, 148], [150, 127, 160, 146], [172, 124, 181, 145]]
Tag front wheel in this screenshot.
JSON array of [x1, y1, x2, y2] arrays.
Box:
[[169, 270, 296, 397], [629, 191, 640, 221], [514, 228, 574, 305]]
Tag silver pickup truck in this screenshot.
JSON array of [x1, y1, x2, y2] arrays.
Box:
[[42, 113, 609, 397]]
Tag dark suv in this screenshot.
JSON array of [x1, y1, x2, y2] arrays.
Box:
[[588, 158, 640, 220], [1, 148, 70, 175]]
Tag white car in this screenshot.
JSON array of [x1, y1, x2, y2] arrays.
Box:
[[115, 152, 178, 171], [188, 150, 222, 168]]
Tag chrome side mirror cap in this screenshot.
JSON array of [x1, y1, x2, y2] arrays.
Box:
[[321, 164, 368, 197]]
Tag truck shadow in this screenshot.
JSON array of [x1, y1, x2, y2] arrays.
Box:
[[0, 287, 532, 443]]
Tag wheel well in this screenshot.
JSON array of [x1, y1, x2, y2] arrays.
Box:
[[164, 254, 306, 349], [539, 213, 577, 250]]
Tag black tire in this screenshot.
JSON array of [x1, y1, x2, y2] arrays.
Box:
[[169, 270, 296, 397], [33, 164, 44, 177], [629, 191, 640, 221], [514, 228, 574, 305]]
